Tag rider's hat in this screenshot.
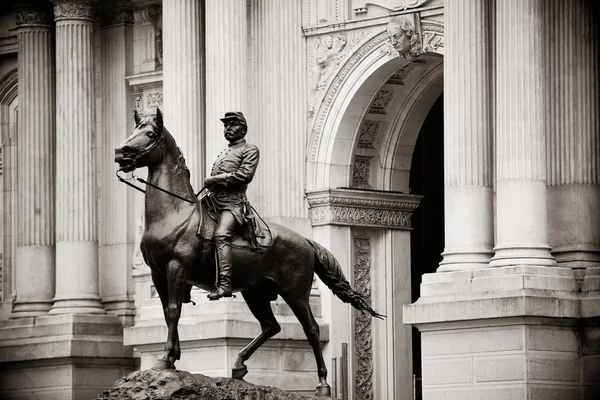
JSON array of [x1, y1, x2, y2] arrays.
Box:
[[220, 111, 247, 127]]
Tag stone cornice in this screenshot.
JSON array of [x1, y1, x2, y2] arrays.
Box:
[[306, 188, 421, 229], [53, 0, 98, 22]]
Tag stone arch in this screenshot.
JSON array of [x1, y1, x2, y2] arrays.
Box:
[[306, 27, 444, 192]]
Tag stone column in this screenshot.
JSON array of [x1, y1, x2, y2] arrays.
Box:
[[98, 0, 135, 322], [250, 1, 307, 221], [438, 0, 494, 271], [546, 0, 600, 268], [204, 0, 246, 173], [50, 0, 104, 314], [11, 2, 56, 318], [162, 0, 204, 190], [490, 0, 555, 267]]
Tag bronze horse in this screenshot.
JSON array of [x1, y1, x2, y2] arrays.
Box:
[[114, 109, 383, 396]]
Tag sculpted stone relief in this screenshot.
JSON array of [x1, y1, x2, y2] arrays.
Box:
[[353, 237, 373, 400], [308, 30, 370, 119], [357, 120, 381, 148], [352, 156, 373, 188]]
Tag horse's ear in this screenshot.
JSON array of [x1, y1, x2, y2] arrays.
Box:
[[133, 110, 141, 126], [155, 108, 164, 130]]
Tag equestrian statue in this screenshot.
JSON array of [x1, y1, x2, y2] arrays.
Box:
[[114, 109, 383, 396]]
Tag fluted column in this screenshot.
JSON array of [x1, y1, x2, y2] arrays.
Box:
[[162, 0, 204, 190], [249, 0, 306, 218], [50, 0, 104, 314], [546, 0, 600, 268], [11, 2, 56, 318], [205, 0, 246, 173], [438, 0, 494, 271], [98, 0, 135, 322], [491, 0, 555, 267]]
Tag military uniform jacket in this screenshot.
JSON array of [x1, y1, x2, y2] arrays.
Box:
[[209, 138, 260, 194]]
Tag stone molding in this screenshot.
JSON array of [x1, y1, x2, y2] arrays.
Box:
[[353, 0, 432, 14], [53, 0, 98, 21], [306, 188, 421, 229]]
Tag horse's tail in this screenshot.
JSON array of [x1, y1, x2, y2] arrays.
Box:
[[306, 239, 385, 319]]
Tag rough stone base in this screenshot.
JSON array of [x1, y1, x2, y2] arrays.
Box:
[[96, 369, 330, 400]]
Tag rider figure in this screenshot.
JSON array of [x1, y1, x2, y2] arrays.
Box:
[[204, 111, 260, 300]]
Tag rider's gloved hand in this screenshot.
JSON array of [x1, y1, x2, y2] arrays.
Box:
[[204, 176, 217, 188]]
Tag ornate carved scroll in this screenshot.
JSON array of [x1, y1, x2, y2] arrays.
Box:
[[354, 237, 373, 400]]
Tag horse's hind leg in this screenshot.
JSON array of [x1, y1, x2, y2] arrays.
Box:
[[282, 294, 331, 396], [232, 289, 281, 379]]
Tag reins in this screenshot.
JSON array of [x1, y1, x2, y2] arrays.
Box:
[[116, 169, 205, 203]]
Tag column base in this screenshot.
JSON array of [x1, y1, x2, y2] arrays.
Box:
[[11, 301, 53, 318], [49, 295, 106, 315], [404, 266, 600, 400], [438, 250, 494, 272], [0, 314, 137, 400], [490, 246, 556, 267]]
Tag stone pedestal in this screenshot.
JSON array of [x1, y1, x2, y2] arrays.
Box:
[[0, 314, 137, 399], [50, 0, 104, 315], [439, 0, 493, 272], [11, 2, 56, 318], [124, 291, 326, 391], [404, 267, 600, 400]]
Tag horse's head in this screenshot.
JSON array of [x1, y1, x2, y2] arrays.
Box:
[[115, 108, 166, 172]]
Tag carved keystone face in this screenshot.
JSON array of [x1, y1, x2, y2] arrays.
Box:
[[389, 28, 410, 54]]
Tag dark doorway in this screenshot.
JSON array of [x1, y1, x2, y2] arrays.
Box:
[[408, 93, 444, 397]]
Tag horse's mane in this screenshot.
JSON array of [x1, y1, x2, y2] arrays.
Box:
[[142, 115, 191, 179]]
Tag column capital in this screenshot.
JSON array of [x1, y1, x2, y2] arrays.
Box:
[[98, 0, 134, 27], [138, 4, 161, 24], [52, 0, 98, 22], [15, 2, 54, 28]]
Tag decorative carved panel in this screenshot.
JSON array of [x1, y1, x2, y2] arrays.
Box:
[[357, 120, 380, 148], [353, 237, 373, 400], [352, 156, 372, 188], [369, 90, 395, 114], [306, 188, 421, 229]]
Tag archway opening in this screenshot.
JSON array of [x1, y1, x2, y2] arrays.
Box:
[[409, 93, 444, 393]]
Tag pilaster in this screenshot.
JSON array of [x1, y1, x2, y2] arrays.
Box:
[[439, 0, 493, 271], [98, 0, 136, 323], [161, 0, 204, 190], [250, 1, 307, 220], [307, 188, 420, 400], [204, 0, 247, 173], [50, 0, 104, 314], [490, 0, 555, 267], [546, 0, 600, 269], [11, 1, 56, 318]]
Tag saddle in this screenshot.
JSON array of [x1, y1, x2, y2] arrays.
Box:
[[197, 196, 273, 251]]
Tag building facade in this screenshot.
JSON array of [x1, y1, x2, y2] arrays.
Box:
[[0, 0, 598, 399]]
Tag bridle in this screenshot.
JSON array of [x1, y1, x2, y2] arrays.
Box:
[[116, 125, 205, 203]]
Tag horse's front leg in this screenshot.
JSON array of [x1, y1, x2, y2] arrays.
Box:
[[150, 261, 186, 370], [164, 259, 186, 368]]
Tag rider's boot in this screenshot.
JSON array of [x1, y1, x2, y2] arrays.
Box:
[[208, 236, 233, 300]]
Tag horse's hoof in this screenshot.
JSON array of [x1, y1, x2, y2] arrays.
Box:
[[232, 365, 248, 380], [315, 383, 331, 397], [151, 359, 174, 370]]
